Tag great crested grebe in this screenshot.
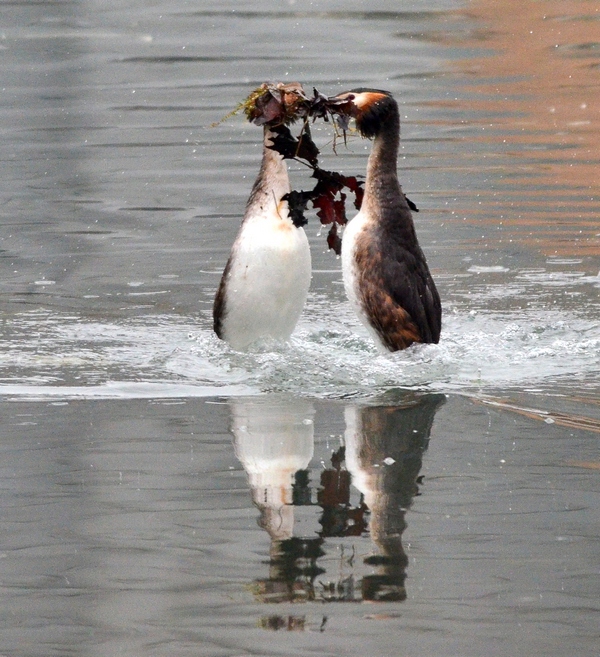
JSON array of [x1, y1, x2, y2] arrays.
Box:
[[213, 124, 312, 351], [330, 88, 441, 351]]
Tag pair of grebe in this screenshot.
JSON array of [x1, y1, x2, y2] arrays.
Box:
[[213, 89, 441, 352]]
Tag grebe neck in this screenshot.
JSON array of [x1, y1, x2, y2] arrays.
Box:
[[363, 110, 403, 217], [245, 127, 290, 214]]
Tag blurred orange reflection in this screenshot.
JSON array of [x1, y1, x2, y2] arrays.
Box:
[[451, 0, 599, 257]]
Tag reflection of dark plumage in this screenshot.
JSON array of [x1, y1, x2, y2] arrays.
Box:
[[333, 89, 442, 351], [345, 393, 446, 602]]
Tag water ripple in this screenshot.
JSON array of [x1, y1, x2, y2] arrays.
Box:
[[0, 305, 597, 400]]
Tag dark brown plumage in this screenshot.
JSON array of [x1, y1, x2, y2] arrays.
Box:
[[334, 89, 441, 351]]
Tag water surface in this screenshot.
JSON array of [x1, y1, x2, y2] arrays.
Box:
[[0, 1, 598, 655]]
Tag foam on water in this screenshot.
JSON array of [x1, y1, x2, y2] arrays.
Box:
[[0, 302, 597, 400]]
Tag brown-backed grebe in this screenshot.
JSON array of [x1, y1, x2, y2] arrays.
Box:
[[330, 89, 441, 351]]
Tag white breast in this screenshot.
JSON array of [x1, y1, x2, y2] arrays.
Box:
[[341, 210, 388, 352], [341, 209, 367, 314], [220, 200, 311, 351]]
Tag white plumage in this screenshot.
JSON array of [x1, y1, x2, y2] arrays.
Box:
[[213, 127, 311, 351]]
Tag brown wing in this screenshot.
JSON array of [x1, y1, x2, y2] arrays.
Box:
[[355, 235, 441, 351], [213, 255, 233, 339]]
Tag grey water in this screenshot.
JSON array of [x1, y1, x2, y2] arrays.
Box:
[[1, 1, 599, 655]]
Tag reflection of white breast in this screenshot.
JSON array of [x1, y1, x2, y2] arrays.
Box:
[[344, 406, 373, 505], [344, 405, 385, 512], [232, 399, 314, 509]]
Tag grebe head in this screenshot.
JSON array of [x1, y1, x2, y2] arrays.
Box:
[[247, 82, 311, 126], [327, 88, 397, 138]]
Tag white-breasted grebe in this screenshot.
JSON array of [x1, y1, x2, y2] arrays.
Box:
[[329, 89, 441, 351], [213, 121, 312, 351]]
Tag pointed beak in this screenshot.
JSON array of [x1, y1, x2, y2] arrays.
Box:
[[319, 92, 358, 132], [325, 92, 359, 117]]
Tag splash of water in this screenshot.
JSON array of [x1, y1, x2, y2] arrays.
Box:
[[0, 304, 597, 400]]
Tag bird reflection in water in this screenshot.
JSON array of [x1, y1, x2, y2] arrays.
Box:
[[230, 392, 445, 629], [344, 394, 445, 602]]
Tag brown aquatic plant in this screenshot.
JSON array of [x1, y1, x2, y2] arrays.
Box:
[[219, 82, 422, 254], [240, 83, 367, 255]]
